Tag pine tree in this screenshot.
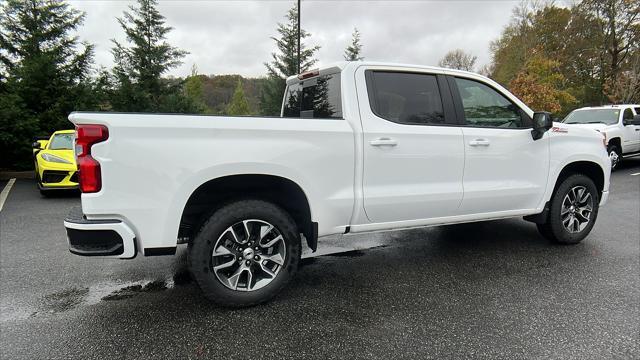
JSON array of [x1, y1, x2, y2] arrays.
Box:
[[227, 79, 250, 115], [110, 0, 193, 112], [260, 3, 320, 115], [0, 0, 94, 169], [184, 64, 208, 113], [344, 28, 364, 61]]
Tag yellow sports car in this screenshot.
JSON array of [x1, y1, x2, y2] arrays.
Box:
[[32, 130, 78, 193]]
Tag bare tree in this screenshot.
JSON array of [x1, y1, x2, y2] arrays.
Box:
[[477, 63, 495, 78], [438, 49, 478, 71], [605, 52, 640, 103]]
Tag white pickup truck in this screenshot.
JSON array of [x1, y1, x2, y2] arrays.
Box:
[[562, 105, 640, 170], [64, 62, 611, 306]]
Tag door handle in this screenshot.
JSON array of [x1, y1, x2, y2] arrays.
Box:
[[469, 139, 490, 146], [369, 137, 398, 147]]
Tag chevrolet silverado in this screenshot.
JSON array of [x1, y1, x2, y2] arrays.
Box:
[[64, 62, 611, 306]]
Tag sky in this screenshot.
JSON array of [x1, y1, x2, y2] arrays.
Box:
[[68, 0, 524, 78]]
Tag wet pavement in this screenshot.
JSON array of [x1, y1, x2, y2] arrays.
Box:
[[1, 160, 639, 359]]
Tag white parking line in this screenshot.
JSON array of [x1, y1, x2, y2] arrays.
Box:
[[631, 172, 640, 176], [0, 178, 16, 212]]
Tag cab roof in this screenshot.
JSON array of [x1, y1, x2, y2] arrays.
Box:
[[286, 61, 483, 85]]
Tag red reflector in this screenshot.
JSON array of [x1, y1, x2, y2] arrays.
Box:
[[78, 157, 102, 193], [75, 124, 109, 193]]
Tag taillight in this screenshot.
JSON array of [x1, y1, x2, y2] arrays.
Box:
[[75, 124, 109, 193], [297, 69, 319, 80]]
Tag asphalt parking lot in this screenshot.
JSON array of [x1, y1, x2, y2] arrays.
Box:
[[1, 160, 639, 359]]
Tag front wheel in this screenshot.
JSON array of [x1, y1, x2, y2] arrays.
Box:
[[189, 200, 301, 307], [607, 144, 621, 171], [537, 174, 600, 244]]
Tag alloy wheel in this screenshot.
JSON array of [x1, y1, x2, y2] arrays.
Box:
[[561, 186, 593, 233], [211, 219, 286, 292], [609, 150, 619, 169]]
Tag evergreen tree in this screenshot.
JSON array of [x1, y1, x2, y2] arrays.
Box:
[[227, 79, 250, 115], [0, 0, 94, 169], [110, 0, 194, 112], [260, 3, 320, 115], [344, 28, 364, 61], [184, 64, 208, 113]]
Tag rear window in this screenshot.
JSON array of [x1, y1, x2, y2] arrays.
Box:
[[283, 73, 342, 119], [365, 71, 445, 125]]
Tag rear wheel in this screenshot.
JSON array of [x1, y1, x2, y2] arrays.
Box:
[[537, 174, 599, 244], [189, 200, 301, 307]]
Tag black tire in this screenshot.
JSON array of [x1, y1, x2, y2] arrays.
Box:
[[189, 199, 301, 307], [537, 174, 599, 244], [607, 144, 621, 171]]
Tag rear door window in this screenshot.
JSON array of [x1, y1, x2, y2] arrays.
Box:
[[365, 71, 446, 125], [283, 73, 342, 119]]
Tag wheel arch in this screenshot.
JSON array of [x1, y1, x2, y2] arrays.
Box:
[[178, 174, 317, 251], [552, 161, 605, 198], [607, 136, 621, 150], [528, 160, 606, 225]]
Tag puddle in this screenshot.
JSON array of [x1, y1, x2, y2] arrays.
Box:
[[102, 280, 167, 301], [4, 237, 391, 322], [42, 287, 89, 313], [2, 272, 194, 322]]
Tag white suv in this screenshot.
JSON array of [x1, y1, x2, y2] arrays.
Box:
[[563, 105, 640, 169]]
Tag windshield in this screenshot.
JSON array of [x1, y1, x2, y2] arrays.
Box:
[[48, 133, 74, 150], [562, 109, 620, 125]]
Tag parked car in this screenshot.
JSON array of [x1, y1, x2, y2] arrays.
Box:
[[562, 105, 640, 170], [33, 130, 78, 194], [64, 62, 611, 307]]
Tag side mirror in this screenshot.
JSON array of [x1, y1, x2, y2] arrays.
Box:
[[32, 141, 42, 150], [531, 111, 553, 140]]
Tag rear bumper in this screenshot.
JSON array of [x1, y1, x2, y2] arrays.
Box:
[[64, 207, 136, 259]]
